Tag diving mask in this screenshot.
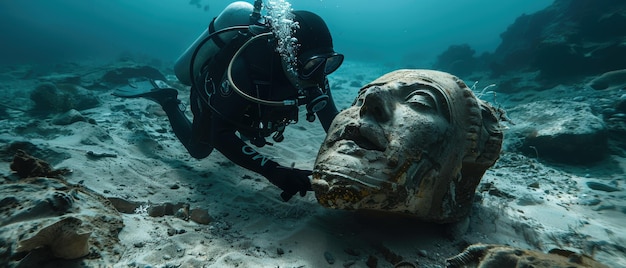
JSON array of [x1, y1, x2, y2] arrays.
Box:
[[299, 53, 344, 80]]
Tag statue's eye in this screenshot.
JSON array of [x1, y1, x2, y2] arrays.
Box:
[[354, 87, 371, 106], [406, 93, 436, 111], [354, 94, 365, 106]]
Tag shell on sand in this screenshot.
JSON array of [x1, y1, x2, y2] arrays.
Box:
[[17, 217, 91, 259]]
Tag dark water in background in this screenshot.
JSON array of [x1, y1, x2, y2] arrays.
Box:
[[0, 0, 550, 67]]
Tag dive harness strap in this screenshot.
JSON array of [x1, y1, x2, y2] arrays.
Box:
[[194, 26, 285, 143], [208, 17, 227, 49]]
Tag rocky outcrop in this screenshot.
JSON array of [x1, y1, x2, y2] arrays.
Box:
[[30, 82, 101, 114], [504, 100, 608, 164], [2, 151, 125, 267], [432, 44, 488, 77], [491, 0, 626, 81], [434, 0, 626, 86]]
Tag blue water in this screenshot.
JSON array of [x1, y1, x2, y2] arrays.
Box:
[[0, 0, 550, 66]]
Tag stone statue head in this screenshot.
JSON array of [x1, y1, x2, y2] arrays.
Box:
[[312, 69, 504, 222]]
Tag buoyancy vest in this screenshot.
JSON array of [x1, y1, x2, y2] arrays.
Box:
[[193, 26, 299, 146]]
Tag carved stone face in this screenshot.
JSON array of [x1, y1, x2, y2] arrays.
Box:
[[312, 69, 503, 222]]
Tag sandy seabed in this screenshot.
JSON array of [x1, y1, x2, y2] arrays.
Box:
[[0, 60, 625, 267]]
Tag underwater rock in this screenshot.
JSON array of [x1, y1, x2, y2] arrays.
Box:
[[587, 69, 626, 91], [10, 149, 70, 179], [30, 82, 72, 113], [16, 217, 91, 259], [433, 44, 484, 77], [147, 202, 180, 217], [1, 142, 70, 166], [1, 150, 125, 266], [29, 83, 100, 113], [107, 197, 140, 214], [0, 177, 125, 267], [86, 151, 118, 159], [323, 251, 335, 264], [445, 244, 609, 268], [189, 208, 212, 225], [312, 69, 505, 222], [109, 199, 211, 224], [586, 181, 620, 192], [489, 0, 626, 81], [51, 109, 87, 125], [505, 100, 608, 164], [174, 203, 190, 221]]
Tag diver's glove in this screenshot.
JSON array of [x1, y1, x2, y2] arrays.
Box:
[[263, 163, 313, 202]]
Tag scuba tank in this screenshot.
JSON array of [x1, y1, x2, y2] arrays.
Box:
[[174, 1, 254, 86]]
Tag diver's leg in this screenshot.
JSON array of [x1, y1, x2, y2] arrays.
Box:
[[184, 90, 214, 159], [160, 97, 214, 159], [112, 79, 214, 158], [160, 99, 192, 147]]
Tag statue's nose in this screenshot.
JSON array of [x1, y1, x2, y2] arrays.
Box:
[[359, 88, 392, 123]]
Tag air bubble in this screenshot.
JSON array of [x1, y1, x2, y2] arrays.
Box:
[[266, 0, 299, 76]]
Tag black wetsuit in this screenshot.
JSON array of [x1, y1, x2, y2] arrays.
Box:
[[161, 29, 338, 178]]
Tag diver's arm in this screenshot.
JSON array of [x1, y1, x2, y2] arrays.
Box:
[[210, 116, 312, 201], [315, 78, 339, 132], [211, 116, 278, 175]]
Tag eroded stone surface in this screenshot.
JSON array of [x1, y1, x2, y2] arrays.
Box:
[[2, 151, 124, 267], [312, 69, 504, 222], [505, 100, 608, 164]]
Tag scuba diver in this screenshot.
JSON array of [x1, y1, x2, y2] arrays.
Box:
[[113, 1, 344, 202]]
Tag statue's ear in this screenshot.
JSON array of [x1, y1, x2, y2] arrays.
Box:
[[462, 98, 504, 168], [475, 100, 505, 167]]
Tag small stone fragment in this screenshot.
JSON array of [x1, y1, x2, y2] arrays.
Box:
[[51, 109, 86, 125], [366, 255, 378, 268], [174, 204, 190, 221], [579, 198, 601, 206], [593, 204, 616, 211], [344, 248, 360, 256], [343, 260, 356, 267], [190, 208, 212, 224], [324, 251, 335, 264], [86, 151, 118, 158], [107, 197, 140, 214], [586, 181, 620, 192], [167, 228, 177, 236], [148, 202, 175, 217]]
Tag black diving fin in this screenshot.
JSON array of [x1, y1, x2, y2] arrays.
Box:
[[113, 79, 178, 103]]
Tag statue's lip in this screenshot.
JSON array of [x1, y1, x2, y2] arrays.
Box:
[[347, 135, 383, 151], [332, 124, 388, 152], [319, 140, 390, 169]]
